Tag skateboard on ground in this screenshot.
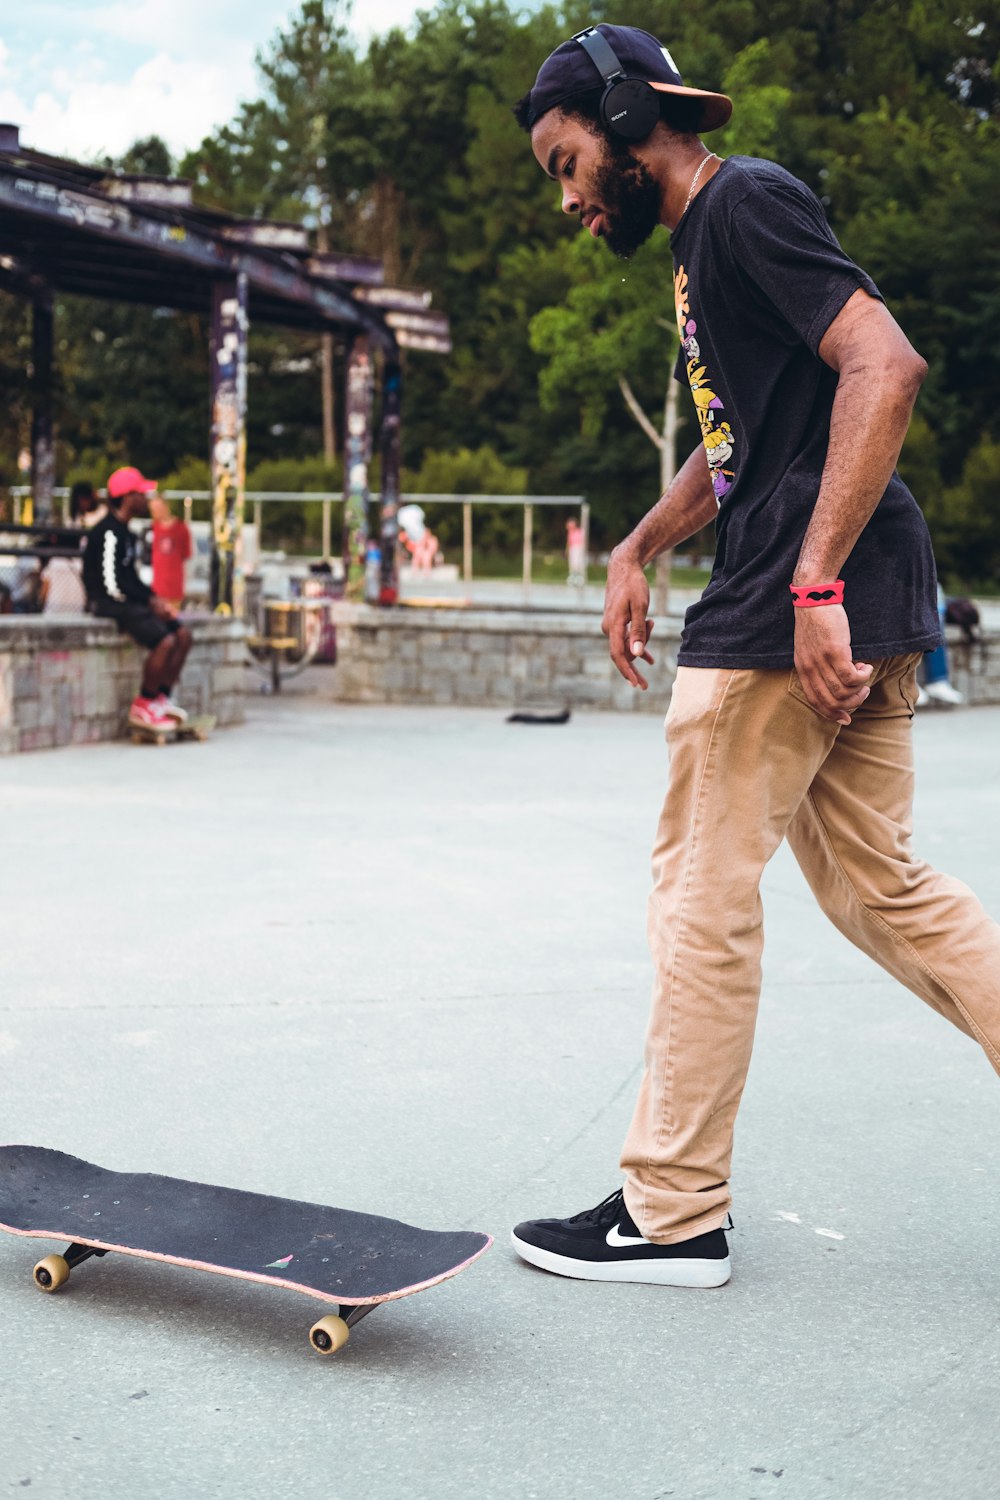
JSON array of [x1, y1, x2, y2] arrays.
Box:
[[128, 713, 216, 746], [0, 1146, 492, 1356]]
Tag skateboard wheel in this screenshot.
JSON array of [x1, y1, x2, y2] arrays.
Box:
[[33, 1255, 70, 1292], [309, 1315, 350, 1355]]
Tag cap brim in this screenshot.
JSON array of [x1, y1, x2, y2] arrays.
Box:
[[649, 82, 732, 132]]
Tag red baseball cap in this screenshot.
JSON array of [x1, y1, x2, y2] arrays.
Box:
[[107, 465, 157, 499]]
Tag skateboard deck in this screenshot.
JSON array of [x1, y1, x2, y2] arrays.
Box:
[[0, 1146, 492, 1355], [128, 714, 215, 746]]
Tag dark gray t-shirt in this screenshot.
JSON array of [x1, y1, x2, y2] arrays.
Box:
[[671, 155, 941, 668]]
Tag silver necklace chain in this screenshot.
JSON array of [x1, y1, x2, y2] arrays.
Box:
[[682, 153, 717, 219]]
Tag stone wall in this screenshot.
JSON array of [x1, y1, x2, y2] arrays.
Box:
[[946, 635, 1000, 706], [328, 603, 678, 714], [0, 615, 246, 754], [326, 603, 1000, 713]]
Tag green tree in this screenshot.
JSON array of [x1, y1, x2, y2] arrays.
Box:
[[5, 0, 996, 585], [529, 236, 678, 482]]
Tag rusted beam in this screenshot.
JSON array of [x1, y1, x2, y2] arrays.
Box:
[[308, 252, 384, 286], [0, 167, 391, 343], [354, 285, 432, 312]]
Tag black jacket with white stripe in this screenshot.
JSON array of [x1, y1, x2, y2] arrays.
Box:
[[83, 513, 152, 609]]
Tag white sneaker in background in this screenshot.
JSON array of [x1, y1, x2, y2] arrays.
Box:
[[924, 680, 964, 706]]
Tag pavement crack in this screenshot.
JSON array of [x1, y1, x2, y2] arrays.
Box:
[[834, 1318, 1000, 1444], [472, 1059, 643, 1223]]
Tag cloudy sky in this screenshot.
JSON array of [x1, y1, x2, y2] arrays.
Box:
[[0, 0, 426, 162]]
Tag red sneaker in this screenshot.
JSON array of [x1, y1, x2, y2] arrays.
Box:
[[128, 696, 173, 730]]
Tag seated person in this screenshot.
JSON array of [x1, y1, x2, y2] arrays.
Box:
[[39, 526, 86, 614], [69, 479, 107, 529], [83, 466, 192, 731], [8, 554, 43, 613]]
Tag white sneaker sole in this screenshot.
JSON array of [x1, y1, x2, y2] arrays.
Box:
[[510, 1231, 731, 1287]]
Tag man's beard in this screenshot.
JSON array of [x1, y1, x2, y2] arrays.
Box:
[[592, 135, 662, 259]]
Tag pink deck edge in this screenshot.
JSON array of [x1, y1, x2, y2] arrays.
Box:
[[0, 1221, 493, 1307]]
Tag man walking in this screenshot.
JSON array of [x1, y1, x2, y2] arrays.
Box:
[[83, 467, 192, 732], [510, 24, 1000, 1287]]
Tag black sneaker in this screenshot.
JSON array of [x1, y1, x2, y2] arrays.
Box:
[[511, 1188, 731, 1286]]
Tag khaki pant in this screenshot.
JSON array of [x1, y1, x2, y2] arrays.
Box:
[[620, 655, 1000, 1244]]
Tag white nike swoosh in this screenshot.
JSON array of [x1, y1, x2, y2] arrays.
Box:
[[606, 1223, 650, 1248]]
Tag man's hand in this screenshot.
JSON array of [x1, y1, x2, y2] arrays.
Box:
[[149, 596, 175, 619], [602, 547, 655, 689], [793, 604, 872, 724]]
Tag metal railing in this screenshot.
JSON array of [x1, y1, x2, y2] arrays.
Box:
[[5, 487, 589, 591]]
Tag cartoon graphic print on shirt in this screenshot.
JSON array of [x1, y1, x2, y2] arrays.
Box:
[[674, 264, 736, 499]]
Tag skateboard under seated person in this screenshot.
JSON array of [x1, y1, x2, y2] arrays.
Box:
[[82, 466, 193, 732]]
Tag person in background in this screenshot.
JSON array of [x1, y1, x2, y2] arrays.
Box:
[[70, 480, 107, 530], [40, 529, 86, 614], [83, 466, 192, 731], [149, 494, 192, 612], [917, 585, 963, 706], [8, 553, 42, 612], [37, 481, 99, 611], [398, 503, 440, 573], [566, 517, 586, 585]]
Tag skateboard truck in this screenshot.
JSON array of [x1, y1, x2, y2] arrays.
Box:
[[34, 1242, 109, 1291], [309, 1303, 378, 1355]]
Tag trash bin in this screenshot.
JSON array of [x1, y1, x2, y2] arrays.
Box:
[[290, 565, 342, 664]]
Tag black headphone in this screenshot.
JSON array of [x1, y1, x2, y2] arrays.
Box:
[[573, 27, 661, 142]]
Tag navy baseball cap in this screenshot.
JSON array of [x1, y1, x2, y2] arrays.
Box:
[[525, 24, 732, 133]]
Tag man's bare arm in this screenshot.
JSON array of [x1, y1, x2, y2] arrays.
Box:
[[603, 444, 718, 689], [800, 290, 927, 582], [792, 290, 927, 723]]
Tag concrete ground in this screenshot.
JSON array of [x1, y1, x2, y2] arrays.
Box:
[[1, 687, 998, 1500]]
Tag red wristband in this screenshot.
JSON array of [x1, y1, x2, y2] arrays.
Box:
[[790, 579, 845, 608]]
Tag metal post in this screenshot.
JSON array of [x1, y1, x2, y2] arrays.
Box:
[[30, 288, 56, 523], [322, 498, 332, 562], [522, 502, 533, 597], [321, 336, 336, 462], [378, 355, 402, 605], [209, 273, 248, 614], [463, 502, 473, 583], [580, 501, 590, 588], [341, 333, 372, 589], [253, 499, 263, 549]]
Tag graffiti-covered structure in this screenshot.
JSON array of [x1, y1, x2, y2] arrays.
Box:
[[0, 123, 451, 608]]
